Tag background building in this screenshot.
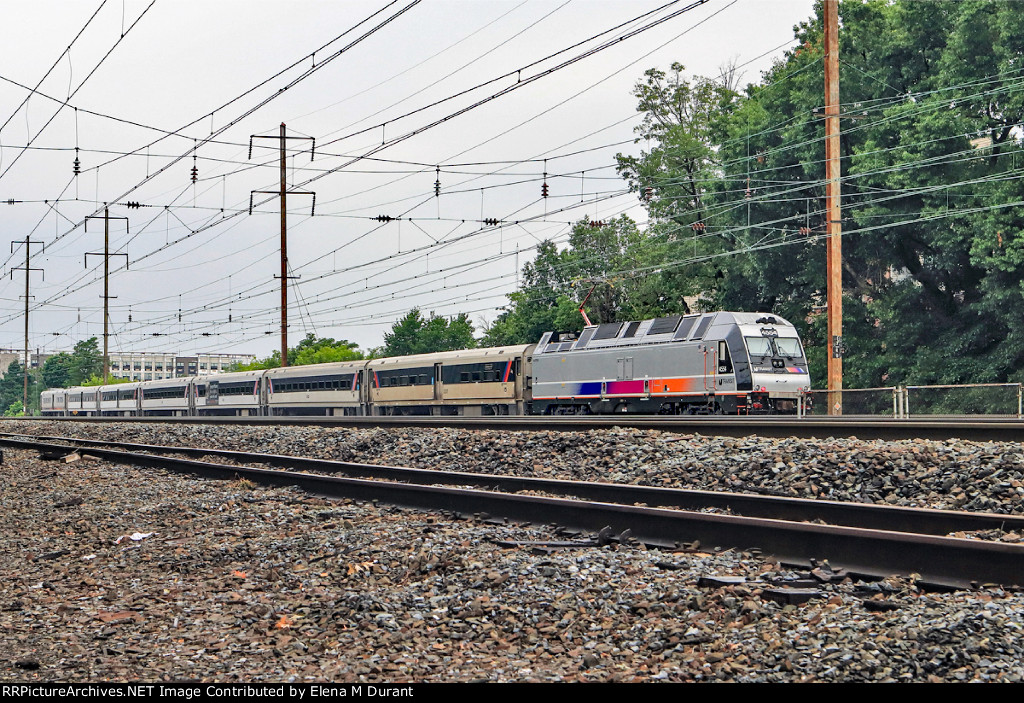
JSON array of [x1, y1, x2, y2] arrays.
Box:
[[107, 352, 256, 381], [0, 349, 51, 379]]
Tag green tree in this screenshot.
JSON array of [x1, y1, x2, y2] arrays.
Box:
[[382, 309, 476, 356], [68, 338, 102, 385], [616, 62, 738, 224], [610, 0, 1024, 389], [42, 352, 73, 388], [484, 216, 687, 346], [237, 334, 365, 370], [0, 360, 32, 413], [80, 374, 132, 386], [291, 334, 363, 366]]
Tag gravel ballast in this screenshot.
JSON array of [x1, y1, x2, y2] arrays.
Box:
[[2, 420, 1024, 682]]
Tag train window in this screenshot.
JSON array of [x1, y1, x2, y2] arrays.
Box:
[[774, 337, 804, 359], [623, 321, 641, 338], [745, 337, 773, 357]]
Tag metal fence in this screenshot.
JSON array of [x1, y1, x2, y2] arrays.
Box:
[[799, 383, 1023, 418], [799, 387, 900, 417]]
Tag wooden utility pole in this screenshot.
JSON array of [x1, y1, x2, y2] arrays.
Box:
[[249, 124, 315, 367], [824, 0, 843, 414], [279, 123, 288, 367], [85, 207, 129, 384], [10, 236, 43, 412]]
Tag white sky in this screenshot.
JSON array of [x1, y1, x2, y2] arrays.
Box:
[[0, 0, 815, 359]]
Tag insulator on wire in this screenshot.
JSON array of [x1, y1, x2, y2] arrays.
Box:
[[541, 181, 549, 198], [191, 155, 198, 184], [73, 147, 81, 177], [126, 201, 141, 209], [483, 218, 499, 226], [589, 220, 605, 229], [434, 166, 441, 198], [374, 215, 395, 222], [643, 186, 653, 202], [691, 222, 706, 233], [799, 226, 812, 235]]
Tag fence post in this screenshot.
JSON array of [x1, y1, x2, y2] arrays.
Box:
[[1018, 383, 1022, 419], [903, 386, 909, 419], [892, 387, 898, 419]]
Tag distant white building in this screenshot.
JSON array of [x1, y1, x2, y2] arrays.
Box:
[[106, 351, 256, 381]]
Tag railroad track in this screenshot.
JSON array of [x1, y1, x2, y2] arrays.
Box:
[[9, 414, 1024, 441], [3, 431, 1023, 590]]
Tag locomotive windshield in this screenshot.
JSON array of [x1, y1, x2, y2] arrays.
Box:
[[745, 337, 773, 357], [745, 336, 805, 359], [773, 337, 804, 359]]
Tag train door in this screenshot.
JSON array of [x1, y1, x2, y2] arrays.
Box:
[[258, 376, 268, 416], [616, 357, 633, 380], [357, 370, 366, 415]]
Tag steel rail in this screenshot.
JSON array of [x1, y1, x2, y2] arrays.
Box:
[[2, 435, 1022, 590], [3, 431, 1021, 539], [10, 414, 1024, 441]]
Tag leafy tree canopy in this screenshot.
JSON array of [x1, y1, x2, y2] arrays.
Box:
[[42, 352, 73, 389], [236, 334, 364, 370], [69, 338, 102, 386], [382, 309, 476, 357]]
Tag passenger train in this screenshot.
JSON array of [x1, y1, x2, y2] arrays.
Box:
[[39, 312, 811, 417]]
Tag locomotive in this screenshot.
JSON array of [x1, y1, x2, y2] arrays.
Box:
[[39, 311, 810, 417]]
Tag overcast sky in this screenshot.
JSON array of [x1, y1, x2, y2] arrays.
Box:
[[0, 0, 816, 359]]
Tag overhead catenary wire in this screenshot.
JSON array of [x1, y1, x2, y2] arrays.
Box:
[[9, 0, 714, 331]]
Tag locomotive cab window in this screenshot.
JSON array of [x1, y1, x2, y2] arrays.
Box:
[[745, 336, 773, 358], [773, 337, 805, 359]]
